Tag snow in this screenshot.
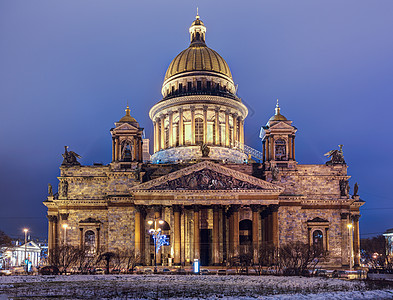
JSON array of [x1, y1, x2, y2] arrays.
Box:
[[0, 274, 392, 299]]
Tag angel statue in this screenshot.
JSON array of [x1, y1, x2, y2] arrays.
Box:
[[61, 146, 81, 166], [324, 144, 346, 165], [353, 182, 359, 197], [201, 144, 210, 157]]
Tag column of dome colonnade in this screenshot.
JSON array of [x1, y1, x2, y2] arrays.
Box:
[[151, 107, 245, 151], [149, 13, 248, 164]]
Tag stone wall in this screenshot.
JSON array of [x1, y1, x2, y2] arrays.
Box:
[[278, 206, 345, 267], [278, 164, 348, 197]]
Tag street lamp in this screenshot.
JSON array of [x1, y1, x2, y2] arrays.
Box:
[[347, 223, 353, 270], [148, 217, 168, 274], [63, 224, 68, 245], [23, 228, 28, 272]]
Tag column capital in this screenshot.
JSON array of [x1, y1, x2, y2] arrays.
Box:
[[230, 204, 241, 212], [178, 107, 183, 113], [47, 215, 58, 222], [212, 205, 221, 212], [193, 204, 201, 212], [351, 214, 361, 222], [173, 205, 182, 213], [214, 106, 221, 113], [250, 204, 261, 212], [60, 213, 69, 221], [135, 205, 146, 214], [202, 105, 208, 112], [168, 110, 174, 116], [269, 204, 279, 212], [260, 210, 268, 218], [190, 105, 196, 112], [340, 212, 350, 220]]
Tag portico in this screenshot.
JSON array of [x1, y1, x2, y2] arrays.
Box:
[[131, 161, 283, 266]]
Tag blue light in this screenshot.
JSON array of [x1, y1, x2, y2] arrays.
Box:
[[153, 232, 170, 253], [193, 259, 200, 273]]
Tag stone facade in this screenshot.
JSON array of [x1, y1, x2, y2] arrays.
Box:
[[43, 14, 364, 269]]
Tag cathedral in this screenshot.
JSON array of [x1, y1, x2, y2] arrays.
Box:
[[44, 14, 364, 269]]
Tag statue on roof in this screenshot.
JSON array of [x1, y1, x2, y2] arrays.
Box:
[[324, 144, 346, 165], [48, 184, 53, 197], [201, 144, 210, 157], [353, 182, 359, 197], [62, 146, 81, 166]]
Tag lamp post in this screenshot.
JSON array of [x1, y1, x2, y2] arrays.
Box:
[[63, 224, 68, 245], [23, 228, 28, 272], [148, 217, 165, 274], [347, 223, 353, 270]]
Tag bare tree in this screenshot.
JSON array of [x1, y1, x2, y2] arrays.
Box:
[[0, 230, 12, 269], [120, 248, 140, 274], [48, 244, 80, 274], [279, 241, 326, 276], [253, 242, 279, 275], [98, 251, 117, 274], [361, 235, 390, 269]]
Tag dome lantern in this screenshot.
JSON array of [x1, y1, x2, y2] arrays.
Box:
[[189, 12, 206, 45]]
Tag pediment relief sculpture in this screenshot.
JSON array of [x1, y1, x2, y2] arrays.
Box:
[[149, 168, 264, 191]]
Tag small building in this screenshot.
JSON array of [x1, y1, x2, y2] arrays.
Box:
[[1, 241, 42, 270], [383, 228, 393, 257]]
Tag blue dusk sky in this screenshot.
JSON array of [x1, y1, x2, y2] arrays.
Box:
[[0, 1, 392, 240]]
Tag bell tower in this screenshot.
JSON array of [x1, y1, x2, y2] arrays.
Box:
[[260, 101, 297, 167], [110, 105, 144, 166]]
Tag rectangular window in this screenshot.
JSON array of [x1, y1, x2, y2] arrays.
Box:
[[188, 82, 192, 91], [197, 81, 202, 91]]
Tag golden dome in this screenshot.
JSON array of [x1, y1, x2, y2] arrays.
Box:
[[269, 100, 287, 122], [164, 15, 233, 82], [164, 45, 232, 81], [119, 105, 138, 123]]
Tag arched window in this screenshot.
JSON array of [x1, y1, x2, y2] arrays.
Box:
[[121, 141, 133, 162], [195, 118, 204, 145], [239, 219, 252, 245], [85, 230, 95, 254], [313, 230, 323, 251], [275, 139, 287, 161]]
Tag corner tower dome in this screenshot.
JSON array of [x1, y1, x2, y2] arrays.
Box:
[[149, 14, 248, 164]]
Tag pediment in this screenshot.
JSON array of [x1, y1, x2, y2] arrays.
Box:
[[114, 122, 138, 131], [18, 241, 41, 251], [269, 122, 295, 130], [131, 161, 283, 193]]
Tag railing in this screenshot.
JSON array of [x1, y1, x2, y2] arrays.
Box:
[[234, 141, 263, 161]]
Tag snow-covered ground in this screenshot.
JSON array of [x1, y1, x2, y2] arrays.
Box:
[[0, 274, 392, 299]]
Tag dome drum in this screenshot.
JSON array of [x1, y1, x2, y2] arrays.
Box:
[[151, 145, 247, 164], [162, 73, 236, 100]]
